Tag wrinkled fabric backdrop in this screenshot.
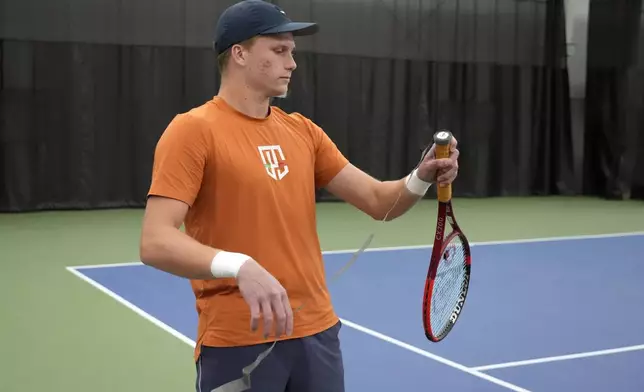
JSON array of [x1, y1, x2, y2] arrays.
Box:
[[1, 0, 642, 211]]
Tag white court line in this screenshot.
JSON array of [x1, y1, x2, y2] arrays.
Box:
[[472, 344, 644, 372], [65, 267, 196, 348], [68, 231, 644, 270], [64, 229, 644, 391], [340, 319, 530, 392], [65, 266, 531, 392]]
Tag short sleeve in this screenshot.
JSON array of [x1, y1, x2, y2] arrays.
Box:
[[305, 118, 349, 189], [147, 113, 210, 207]]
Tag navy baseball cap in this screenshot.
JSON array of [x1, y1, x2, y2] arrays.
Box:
[[213, 0, 319, 54]]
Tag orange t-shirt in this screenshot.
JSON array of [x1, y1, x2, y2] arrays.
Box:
[[147, 96, 349, 360]]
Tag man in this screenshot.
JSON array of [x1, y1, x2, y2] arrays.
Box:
[[139, 0, 459, 391]]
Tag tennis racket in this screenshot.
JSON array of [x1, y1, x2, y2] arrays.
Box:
[[422, 130, 472, 342]]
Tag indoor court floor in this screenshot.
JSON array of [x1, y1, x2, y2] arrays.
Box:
[[2, 196, 644, 392]]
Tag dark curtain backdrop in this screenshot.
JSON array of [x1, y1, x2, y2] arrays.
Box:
[[583, 0, 644, 200], [1, 0, 573, 211]]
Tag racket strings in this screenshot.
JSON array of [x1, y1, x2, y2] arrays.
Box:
[[430, 236, 468, 335]]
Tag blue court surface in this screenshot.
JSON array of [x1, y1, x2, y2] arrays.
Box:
[[69, 233, 644, 391]]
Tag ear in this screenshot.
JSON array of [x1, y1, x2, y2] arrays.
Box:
[[230, 44, 249, 67]]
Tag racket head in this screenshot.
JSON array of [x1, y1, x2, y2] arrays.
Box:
[[423, 201, 472, 342]]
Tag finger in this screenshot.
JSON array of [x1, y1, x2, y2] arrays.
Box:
[[449, 147, 460, 161], [429, 150, 458, 172], [430, 158, 453, 170], [248, 298, 260, 332], [438, 167, 458, 185], [435, 158, 458, 175], [450, 136, 458, 150], [260, 298, 273, 338], [270, 291, 286, 337], [281, 292, 294, 336], [423, 143, 436, 161]]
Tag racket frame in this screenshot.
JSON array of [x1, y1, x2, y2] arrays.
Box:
[[422, 130, 472, 342], [423, 200, 472, 342]]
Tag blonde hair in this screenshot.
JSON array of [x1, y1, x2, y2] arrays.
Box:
[[217, 36, 258, 75]]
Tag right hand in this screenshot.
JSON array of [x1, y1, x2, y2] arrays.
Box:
[[236, 259, 294, 339]]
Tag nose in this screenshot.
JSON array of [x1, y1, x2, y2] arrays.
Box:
[[286, 54, 297, 71]]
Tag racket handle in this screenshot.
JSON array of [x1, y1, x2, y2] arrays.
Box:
[[433, 130, 453, 203]]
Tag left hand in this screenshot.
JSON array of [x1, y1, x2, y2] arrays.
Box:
[[416, 136, 459, 186]]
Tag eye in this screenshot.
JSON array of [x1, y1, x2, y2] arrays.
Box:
[[273, 46, 295, 56]]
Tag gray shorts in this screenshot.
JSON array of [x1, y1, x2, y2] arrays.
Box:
[[196, 321, 344, 392]]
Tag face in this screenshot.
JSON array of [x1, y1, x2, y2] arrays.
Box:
[[231, 33, 297, 98]]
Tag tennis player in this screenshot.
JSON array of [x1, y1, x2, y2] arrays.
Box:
[[139, 1, 459, 391]]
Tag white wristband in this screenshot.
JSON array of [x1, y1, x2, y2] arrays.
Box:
[[210, 251, 250, 278], [405, 168, 432, 196]]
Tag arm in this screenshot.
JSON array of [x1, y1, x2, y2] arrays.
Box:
[[325, 143, 460, 222], [140, 196, 224, 279], [303, 114, 459, 221], [325, 164, 430, 221], [139, 114, 248, 280]]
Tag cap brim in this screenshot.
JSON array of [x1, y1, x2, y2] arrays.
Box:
[[261, 22, 319, 37]]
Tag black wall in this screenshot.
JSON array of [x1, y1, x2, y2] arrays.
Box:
[[1, 0, 637, 212], [583, 0, 644, 200]]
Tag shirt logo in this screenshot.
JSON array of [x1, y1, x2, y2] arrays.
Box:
[[258, 145, 289, 180]]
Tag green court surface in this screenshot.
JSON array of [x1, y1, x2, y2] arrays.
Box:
[[1, 196, 643, 392]]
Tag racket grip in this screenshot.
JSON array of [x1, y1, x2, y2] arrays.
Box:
[[433, 131, 453, 203]]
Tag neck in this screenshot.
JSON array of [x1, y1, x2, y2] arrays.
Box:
[[217, 75, 271, 119]]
